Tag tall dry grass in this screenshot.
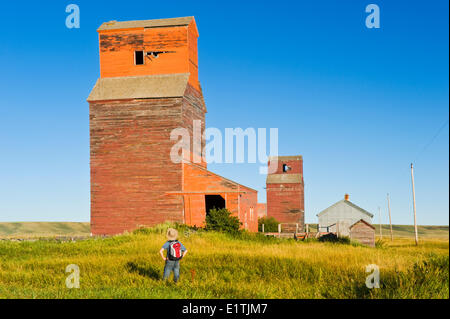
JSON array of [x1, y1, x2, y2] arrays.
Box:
[[0, 223, 448, 299]]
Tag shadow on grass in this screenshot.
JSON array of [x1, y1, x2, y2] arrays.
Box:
[[126, 261, 161, 280]]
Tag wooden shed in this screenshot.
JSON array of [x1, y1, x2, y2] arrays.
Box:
[[349, 219, 375, 247]]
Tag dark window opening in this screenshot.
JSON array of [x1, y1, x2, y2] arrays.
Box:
[[147, 51, 160, 59], [205, 195, 225, 215], [135, 51, 144, 65], [282, 164, 291, 172]]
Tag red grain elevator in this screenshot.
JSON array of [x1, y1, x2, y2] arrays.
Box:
[[87, 16, 258, 235], [266, 155, 305, 230]]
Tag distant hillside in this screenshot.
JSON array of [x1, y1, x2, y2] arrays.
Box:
[[306, 223, 448, 239], [0, 222, 90, 238], [374, 224, 449, 239], [0, 222, 448, 239]]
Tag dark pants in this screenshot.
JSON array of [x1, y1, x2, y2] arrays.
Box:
[[163, 260, 180, 282]]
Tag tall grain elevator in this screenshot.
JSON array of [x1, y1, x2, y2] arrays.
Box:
[[88, 17, 258, 235]]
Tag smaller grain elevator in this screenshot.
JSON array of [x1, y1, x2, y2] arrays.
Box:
[[266, 155, 305, 231]]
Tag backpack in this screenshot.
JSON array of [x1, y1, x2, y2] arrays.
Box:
[[168, 240, 183, 261]]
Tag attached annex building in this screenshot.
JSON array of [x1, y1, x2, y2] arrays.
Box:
[[88, 17, 257, 235]]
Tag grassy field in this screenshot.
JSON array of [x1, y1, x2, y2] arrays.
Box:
[[307, 223, 449, 239], [1, 222, 447, 239], [0, 223, 448, 299], [373, 224, 449, 238], [0, 222, 90, 238]]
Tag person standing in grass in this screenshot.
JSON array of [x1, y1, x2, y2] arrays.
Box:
[[159, 228, 188, 283]]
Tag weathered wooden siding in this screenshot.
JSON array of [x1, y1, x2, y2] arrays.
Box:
[[99, 21, 200, 91], [266, 156, 305, 230], [350, 221, 375, 247], [90, 97, 185, 235], [181, 84, 206, 166], [256, 203, 267, 218], [181, 163, 258, 232]]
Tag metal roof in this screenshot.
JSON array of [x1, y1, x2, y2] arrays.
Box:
[[316, 200, 374, 218], [268, 155, 302, 161], [98, 16, 195, 31], [266, 173, 302, 184], [182, 163, 259, 193], [87, 73, 190, 101]]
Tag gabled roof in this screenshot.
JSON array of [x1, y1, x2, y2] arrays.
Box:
[[87, 73, 190, 101], [350, 219, 375, 230], [189, 163, 258, 193], [166, 163, 258, 195], [98, 16, 195, 32], [316, 199, 374, 218]]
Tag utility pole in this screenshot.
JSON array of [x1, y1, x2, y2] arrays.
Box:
[[378, 206, 382, 239], [387, 193, 393, 241], [411, 163, 419, 245]]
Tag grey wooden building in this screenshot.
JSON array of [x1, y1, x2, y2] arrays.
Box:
[[317, 194, 373, 236]]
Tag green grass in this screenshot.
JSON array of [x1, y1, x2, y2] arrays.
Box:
[[0, 223, 448, 299]]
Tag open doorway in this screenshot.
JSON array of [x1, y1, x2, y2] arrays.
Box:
[[205, 195, 225, 215]]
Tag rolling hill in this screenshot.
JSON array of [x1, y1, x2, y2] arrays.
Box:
[[0, 222, 90, 238], [0, 222, 447, 239]]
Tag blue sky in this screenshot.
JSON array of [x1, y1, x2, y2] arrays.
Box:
[[0, 0, 448, 225]]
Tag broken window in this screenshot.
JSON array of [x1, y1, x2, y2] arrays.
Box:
[[135, 51, 144, 65], [283, 164, 292, 172]]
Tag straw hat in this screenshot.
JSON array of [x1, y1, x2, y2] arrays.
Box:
[[166, 228, 178, 241]]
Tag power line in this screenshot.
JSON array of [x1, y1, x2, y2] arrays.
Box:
[[413, 119, 449, 163]]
